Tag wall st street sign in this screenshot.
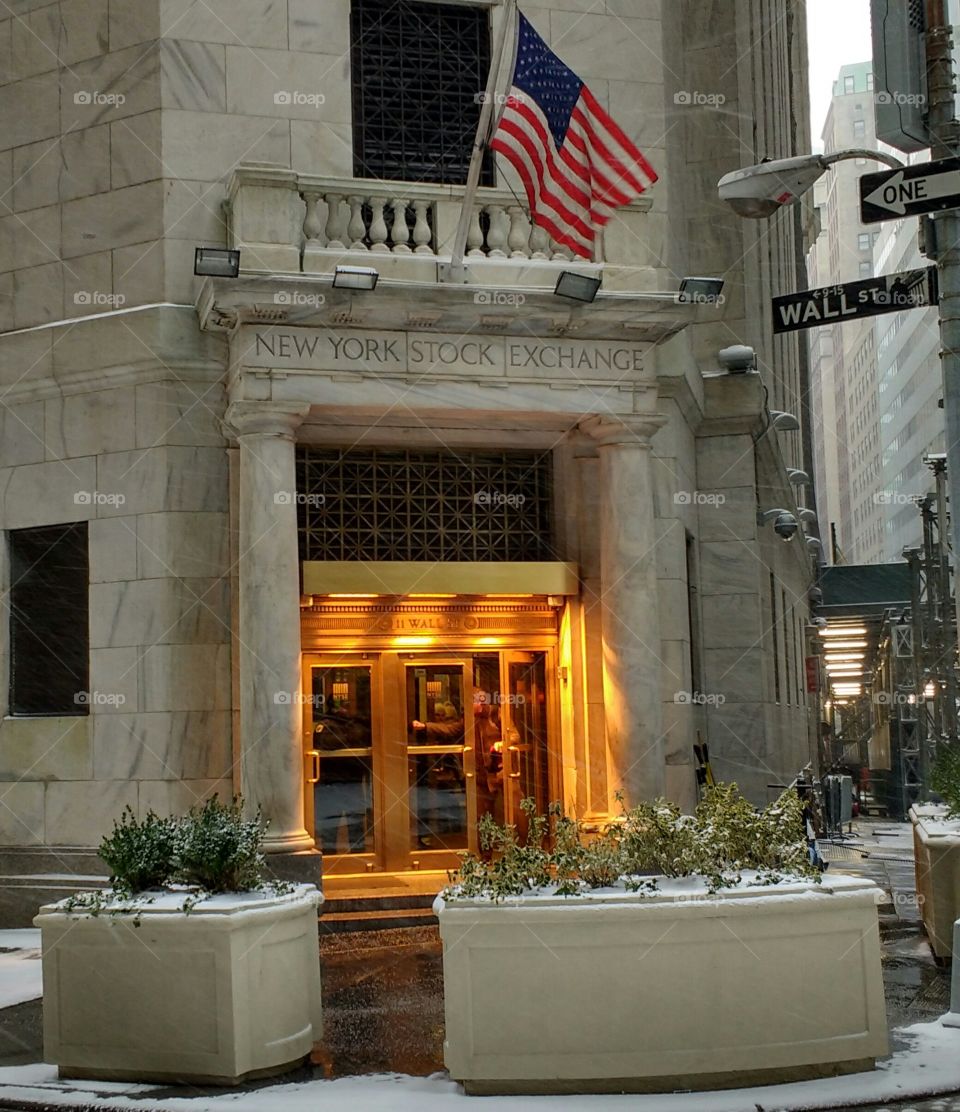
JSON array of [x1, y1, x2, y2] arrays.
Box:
[[859, 157, 960, 223], [771, 268, 938, 335]]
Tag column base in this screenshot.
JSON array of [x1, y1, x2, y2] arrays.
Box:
[[263, 848, 323, 887], [264, 828, 315, 853]]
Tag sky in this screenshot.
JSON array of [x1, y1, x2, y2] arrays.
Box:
[[806, 0, 872, 149]]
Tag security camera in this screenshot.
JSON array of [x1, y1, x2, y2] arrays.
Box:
[[773, 512, 799, 540], [768, 410, 800, 432], [717, 344, 757, 373], [717, 155, 830, 218], [757, 507, 799, 540]]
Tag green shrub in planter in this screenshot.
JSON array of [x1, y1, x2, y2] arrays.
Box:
[[98, 808, 177, 895], [931, 744, 960, 818], [449, 783, 819, 901], [175, 796, 267, 893]]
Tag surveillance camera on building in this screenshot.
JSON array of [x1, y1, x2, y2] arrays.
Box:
[[773, 512, 799, 541], [717, 344, 757, 373]]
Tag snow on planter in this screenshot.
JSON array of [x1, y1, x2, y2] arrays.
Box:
[[435, 873, 888, 1095], [35, 884, 322, 1085]]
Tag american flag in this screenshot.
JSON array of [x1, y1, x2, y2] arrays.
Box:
[[489, 13, 657, 260]]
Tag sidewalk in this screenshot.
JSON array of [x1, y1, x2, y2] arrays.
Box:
[[0, 820, 956, 1112]]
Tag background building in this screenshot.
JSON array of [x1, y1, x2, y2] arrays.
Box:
[[874, 183, 945, 562], [0, 0, 814, 919], [807, 60, 948, 566], [807, 62, 884, 564]]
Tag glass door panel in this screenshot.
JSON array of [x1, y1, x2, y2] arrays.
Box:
[[472, 652, 506, 832], [405, 663, 476, 852], [502, 652, 550, 838], [309, 665, 374, 855]]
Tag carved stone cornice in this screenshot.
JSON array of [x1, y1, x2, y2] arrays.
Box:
[[224, 401, 310, 440], [578, 413, 667, 447]]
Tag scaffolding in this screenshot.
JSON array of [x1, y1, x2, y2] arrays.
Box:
[[869, 456, 958, 818]]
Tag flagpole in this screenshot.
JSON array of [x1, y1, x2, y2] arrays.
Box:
[[443, 0, 518, 282]]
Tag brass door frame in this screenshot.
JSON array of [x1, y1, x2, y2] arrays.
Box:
[[301, 652, 383, 875], [499, 650, 558, 827], [383, 653, 478, 871], [301, 607, 562, 875]]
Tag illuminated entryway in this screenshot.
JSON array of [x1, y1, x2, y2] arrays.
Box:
[[300, 597, 560, 874]]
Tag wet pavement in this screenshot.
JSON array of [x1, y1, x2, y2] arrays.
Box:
[[313, 924, 445, 1079]]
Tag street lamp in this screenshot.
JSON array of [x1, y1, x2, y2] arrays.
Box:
[[717, 150, 904, 218]]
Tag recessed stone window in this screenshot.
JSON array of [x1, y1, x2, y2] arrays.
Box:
[[8, 523, 89, 716]]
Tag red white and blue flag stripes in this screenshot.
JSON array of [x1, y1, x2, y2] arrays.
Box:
[[489, 12, 658, 260]]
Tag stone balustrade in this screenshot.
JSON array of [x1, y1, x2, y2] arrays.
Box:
[[298, 179, 575, 261], [226, 164, 657, 275]]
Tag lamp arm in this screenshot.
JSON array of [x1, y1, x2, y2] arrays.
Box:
[[821, 149, 905, 170]]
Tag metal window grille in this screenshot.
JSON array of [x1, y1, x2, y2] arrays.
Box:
[[296, 448, 553, 562], [350, 0, 494, 185]]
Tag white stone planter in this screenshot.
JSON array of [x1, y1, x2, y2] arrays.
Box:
[[35, 884, 322, 1085], [436, 874, 888, 1094], [910, 804, 960, 961]]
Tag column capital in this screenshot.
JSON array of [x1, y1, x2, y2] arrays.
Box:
[[225, 402, 310, 441], [578, 413, 667, 447]]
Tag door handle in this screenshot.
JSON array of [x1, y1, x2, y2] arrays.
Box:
[[507, 744, 521, 779], [305, 750, 320, 783]]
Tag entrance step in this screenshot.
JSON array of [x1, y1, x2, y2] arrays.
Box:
[[319, 892, 438, 934], [0, 849, 111, 927]]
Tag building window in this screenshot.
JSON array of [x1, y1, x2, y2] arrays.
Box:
[[685, 532, 702, 697], [853, 119, 866, 139], [783, 589, 792, 706], [296, 448, 553, 562], [8, 523, 89, 716], [866, 71, 874, 90], [860, 260, 872, 277], [350, 0, 494, 185], [858, 232, 871, 250], [770, 572, 781, 704], [843, 75, 855, 93]]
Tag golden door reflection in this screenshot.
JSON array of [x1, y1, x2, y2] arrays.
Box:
[[505, 652, 550, 837], [406, 664, 473, 851], [311, 666, 374, 854], [473, 652, 549, 844]]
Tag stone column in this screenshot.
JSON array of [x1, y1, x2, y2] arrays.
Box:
[[227, 402, 313, 854], [580, 414, 667, 806]]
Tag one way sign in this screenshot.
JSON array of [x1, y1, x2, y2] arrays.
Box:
[[860, 157, 960, 223]]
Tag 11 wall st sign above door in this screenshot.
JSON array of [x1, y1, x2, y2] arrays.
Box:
[[771, 268, 939, 335], [859, 157, 960, 223]]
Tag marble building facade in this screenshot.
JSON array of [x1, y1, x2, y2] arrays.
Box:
[[0, 0, 814, 904]]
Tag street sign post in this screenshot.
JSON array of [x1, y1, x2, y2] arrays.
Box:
[[772, 267, 938, 335], [859, 157, 960, 223]]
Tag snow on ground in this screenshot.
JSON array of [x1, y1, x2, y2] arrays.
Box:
[[0, 1022, 958, 1112], [0, 951, 43, 1009], [0, 929, 41, 950], [0, 929, 42, 1008]]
